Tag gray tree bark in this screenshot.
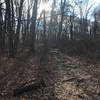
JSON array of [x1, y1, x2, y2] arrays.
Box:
[[30, 0, 38, 53], [14, 0, 24, 55]]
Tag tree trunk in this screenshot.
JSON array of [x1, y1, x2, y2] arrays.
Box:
[[70, 16, 73, 40], [49, 0, 56, 41], [43, 10, 47, 54], [14, 0, 24, 55], [6, 0, 14, 57], [93, 14, 97, 37], [30, 0, 38, 53], [58, 0, 66, 41], [0, 3, 3, 51], [11, 0, 15, 31], [26, 0, 30, 41]]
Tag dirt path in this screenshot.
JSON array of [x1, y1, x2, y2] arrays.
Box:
[[50, 49, 100, 100]]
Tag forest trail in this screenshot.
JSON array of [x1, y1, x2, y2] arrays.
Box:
[[50, 49, 100, 100], [0, 49, 100, 100]]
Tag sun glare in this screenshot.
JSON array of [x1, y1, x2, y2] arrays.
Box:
[[39, 3, 51, 11], [38, 0, 53, 16]]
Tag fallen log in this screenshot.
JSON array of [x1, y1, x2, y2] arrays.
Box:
[[62, 78, 84, 83], [62, 78, 75, 83], [13, 80, 46, 96]]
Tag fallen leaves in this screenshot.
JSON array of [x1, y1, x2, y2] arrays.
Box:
[[0, 49, 100, 100]]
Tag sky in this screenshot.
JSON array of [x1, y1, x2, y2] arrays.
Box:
[[38, 0, 53, 15], [1, 0, 100, 20], [38, 0, 100, 20], [94, 0, 100, 6], [38, 0, 100, 12]]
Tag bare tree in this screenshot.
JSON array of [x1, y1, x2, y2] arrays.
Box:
[[69, 4, 76, 40], [42, 10, 47, 54], [93, 10, 98, 36], [26, 0, 33, 41], [30, 0, 38, 53], [6, 0, 14, 57], [58, 0, 66, 41], [75, 0, 94, 33], [70, 15, 73, 40], [0, 3, 3, 51], [14, 0, 24, 55], [49, 0, 56, 40]]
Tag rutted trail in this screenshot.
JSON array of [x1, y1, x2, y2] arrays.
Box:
[[51, 49, 100, 100]]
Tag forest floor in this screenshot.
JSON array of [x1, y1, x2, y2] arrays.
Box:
[[0, 48, 100, 100]]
